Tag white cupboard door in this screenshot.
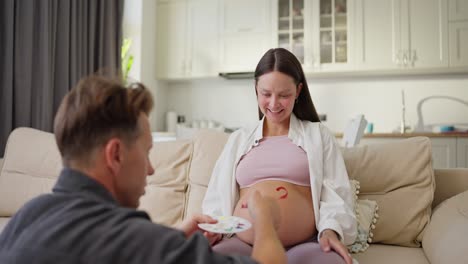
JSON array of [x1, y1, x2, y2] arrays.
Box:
[[221, 35, 271, 72], [156, 3, 169, 79], [449, 0, 468, 21], [167, 1, 188, 78], [431, 138, 457, 168], [449, 21, 468, 66], [406, 0, 449, 68], [457, 138, 468, 167], [219, 0, 272, 72], [156, 1, 188, 79], [222, 0, 269, 34], [188, 0, 219, 77], [354, 0, 398, 69]]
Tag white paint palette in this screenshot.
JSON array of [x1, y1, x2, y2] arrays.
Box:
[[198, 216, 252, 234]]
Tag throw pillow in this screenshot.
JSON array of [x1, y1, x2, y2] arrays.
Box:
[[348, 180, 379, 253]]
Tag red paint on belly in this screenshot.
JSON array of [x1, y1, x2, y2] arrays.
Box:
[[276, 186, 288, 199]]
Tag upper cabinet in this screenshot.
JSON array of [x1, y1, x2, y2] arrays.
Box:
[[273, 0, 354, 72], [155, 0, 465, 80], [449, 0, 468, 20], [156, 0, 219, 79], [275, 0, 307, 64], [398, 0, 448, 68], [448, 0, 468, 67], [354, 0, 398, 70], [219, 0, 273, 73], [311, 0, 354, 71], [355, 0, 448, 70]]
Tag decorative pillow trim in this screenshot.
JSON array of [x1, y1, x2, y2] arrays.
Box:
[[348, 180, 379, 253]]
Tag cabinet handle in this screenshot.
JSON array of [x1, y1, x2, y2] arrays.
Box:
[[395, 50, 402, 65], [411, 50, 417, 66], [402, 50, 409, 67]]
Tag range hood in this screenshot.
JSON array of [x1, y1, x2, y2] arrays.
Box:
[[219, 72, 254, 79]]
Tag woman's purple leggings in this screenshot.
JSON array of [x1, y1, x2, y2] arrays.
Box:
[[213, 236, 346, 264]]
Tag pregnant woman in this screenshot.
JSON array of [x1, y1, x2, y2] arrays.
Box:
[[202, 48, 357, 264]]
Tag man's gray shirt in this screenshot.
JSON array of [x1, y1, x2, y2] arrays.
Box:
[[0, 168, 257, 264]]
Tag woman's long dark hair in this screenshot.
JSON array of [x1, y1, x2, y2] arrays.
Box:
[[254, 48, 320, 122]]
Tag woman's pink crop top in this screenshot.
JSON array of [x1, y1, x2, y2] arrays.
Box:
[[235, 135, 310, 188]]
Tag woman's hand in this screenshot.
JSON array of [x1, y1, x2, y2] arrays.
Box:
[[176, 214, 217, 238], [319, 229, 352, 264]]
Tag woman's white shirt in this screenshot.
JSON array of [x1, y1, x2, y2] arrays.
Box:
[[202, 114, 357, 245]]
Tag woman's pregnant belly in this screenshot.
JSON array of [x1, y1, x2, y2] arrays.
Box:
[[233, 180, 317, 247]]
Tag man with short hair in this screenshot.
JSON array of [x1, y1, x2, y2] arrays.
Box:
[[0, 76, 285, 264]]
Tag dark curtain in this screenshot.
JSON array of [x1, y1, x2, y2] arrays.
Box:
[[0, 0, 124, 157]]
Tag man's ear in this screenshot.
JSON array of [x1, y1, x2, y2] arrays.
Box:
[[104, 138, 123, 175]]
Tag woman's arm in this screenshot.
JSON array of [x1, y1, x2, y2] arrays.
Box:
[[317, 124, 357, 245]]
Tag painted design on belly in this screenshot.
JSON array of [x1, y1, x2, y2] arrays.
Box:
[[241, 186, 289, 209], [276, 186, 288, 199]]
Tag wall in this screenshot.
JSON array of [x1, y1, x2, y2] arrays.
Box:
[[166, 74, 468, 133], [123, 0, 168, 132]]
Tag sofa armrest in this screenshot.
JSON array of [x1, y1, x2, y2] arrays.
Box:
[[433, 168, 468, 208], [422, 190, 468, 264]]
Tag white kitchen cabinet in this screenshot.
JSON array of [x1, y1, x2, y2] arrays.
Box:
[[449, 0, 468, 21], [354, 0, 449, 70], [156, 0, 186, 79], [274, 0, 309, 65], [310, 0, 355, 71], [156, 0, 219, 79], [448, 0, 468, 67], [457, 138, 468, 167], [449, 21, 468, 67], [219, 0, 273, 73], [187, 0, 219, 78], [354, 0, 398, 70], [430, 138, 457, 168], [273, 0, 354, 72]]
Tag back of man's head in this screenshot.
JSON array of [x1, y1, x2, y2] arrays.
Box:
[[54, 75, 154, 167]]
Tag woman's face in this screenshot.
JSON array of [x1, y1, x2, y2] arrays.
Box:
[[256, 71, 301, 126]]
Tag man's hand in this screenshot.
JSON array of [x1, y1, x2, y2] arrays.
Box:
[[247, 191, 286, 264], [176, 214, 217, 238], [203, 231, 222, 246], [247, 191, 281, 229], [319, 229, 352, 264]]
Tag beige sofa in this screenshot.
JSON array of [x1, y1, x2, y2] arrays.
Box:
[[1, 127, 468, 264]]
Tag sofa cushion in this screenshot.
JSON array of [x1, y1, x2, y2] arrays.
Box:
[[139, 139, 192, 225], [422, 190, 468, 264], [0, 128, 62, 217], [353, 244, 429, 264], [433, 168, 468, 208], [185, 130, 230, 218], [342, 137, 435, 247]]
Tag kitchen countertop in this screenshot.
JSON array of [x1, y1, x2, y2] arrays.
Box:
[[335, 132, 468, 138]]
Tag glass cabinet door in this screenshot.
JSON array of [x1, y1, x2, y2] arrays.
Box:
[[319, 0, 347, 64], [278, 0, 305, 63]]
